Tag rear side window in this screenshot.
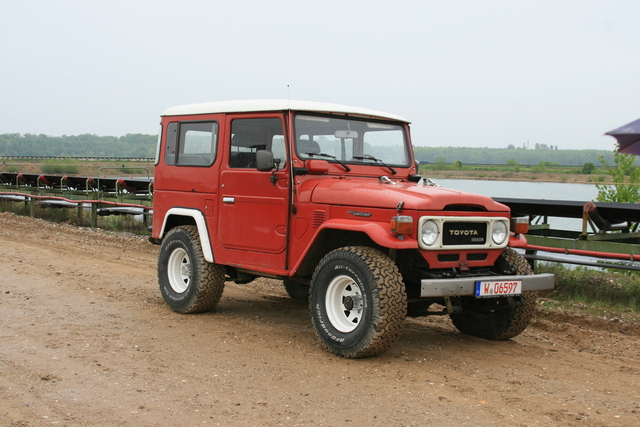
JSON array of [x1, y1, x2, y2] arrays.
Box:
[[164, 122, 178, 165], [165, 121, 218, 166], [154, 124, 162, 166]]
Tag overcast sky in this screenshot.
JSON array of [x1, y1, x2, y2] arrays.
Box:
[[1, 0, 639, 150]]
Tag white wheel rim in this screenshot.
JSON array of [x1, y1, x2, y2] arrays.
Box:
[[325, 275, 364, 333], [168, 247, 191, 293]]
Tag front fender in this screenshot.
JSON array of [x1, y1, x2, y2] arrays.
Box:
[[317, 219, 418, 249], [508, 233, 528, 248]]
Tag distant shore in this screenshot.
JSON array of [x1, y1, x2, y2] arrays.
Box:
[[0, 159, 615, 185], [424, 170, 611, 185]]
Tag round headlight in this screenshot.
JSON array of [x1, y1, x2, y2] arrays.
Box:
[[421, 220, 439, 246], [492, 221, 508, 245]]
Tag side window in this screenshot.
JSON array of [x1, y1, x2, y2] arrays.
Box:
[[154, 124, 162, 166], [176, 121, 218, 167], [230, 118, 286, 169], [164, 122, 178, 165], [271, 136, 286, 164]]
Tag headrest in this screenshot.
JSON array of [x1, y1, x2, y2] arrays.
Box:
[[232, 131, 264, 148], [298, 139, 320, 154]]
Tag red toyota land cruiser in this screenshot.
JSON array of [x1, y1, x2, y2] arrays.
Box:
[[150, 100, 554, 358]]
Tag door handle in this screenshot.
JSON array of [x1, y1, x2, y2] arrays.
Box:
[[222, 197, 235, 203]]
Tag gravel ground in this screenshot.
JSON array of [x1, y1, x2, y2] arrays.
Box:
[[1, 212, 639, 426]]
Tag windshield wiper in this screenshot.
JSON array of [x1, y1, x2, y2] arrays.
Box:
[[305, 152, 351, 172], [352, 155, 397, 175]]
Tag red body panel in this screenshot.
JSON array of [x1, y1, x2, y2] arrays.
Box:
[[308, 178, 508, 212], [153, 105, 515, 276]]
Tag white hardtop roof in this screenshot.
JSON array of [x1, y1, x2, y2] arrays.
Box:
[[162, 99, 410, 123]]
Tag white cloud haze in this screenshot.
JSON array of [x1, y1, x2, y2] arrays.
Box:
[[1, 0, 638, 150]]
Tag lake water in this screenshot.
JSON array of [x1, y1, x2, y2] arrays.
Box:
[[435, 179, 598, 201], [435, 178, 599, 232]]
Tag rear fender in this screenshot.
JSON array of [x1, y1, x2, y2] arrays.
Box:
[[159, 208, 214, 263]]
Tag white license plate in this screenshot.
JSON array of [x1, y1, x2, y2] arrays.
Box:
[[475, 280, 522, 298]]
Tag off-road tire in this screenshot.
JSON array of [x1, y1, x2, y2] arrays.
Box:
[[283, 280, 310, 301], [310, 246, 407, 358], [449, 248, 536, 340], [158, 225, 225, 313]]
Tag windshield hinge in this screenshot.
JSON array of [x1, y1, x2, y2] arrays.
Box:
[[379, 176, 397, 185]]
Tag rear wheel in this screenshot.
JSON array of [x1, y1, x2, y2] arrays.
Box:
[[158, 226, 225, 313], [449, 248, 536, 340], [310, 246, 407, 358]]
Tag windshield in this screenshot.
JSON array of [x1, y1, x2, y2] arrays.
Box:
[[294, 114, 410, 167]]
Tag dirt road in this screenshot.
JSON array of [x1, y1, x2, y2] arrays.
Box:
[[1, 212, 639, 426]]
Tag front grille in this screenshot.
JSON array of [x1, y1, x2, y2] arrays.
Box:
[[438, 254, 460, 262], [467, 253, 488, 261], [442, 222, 487, 246]]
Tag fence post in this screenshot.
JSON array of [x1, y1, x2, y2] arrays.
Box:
[[91, 203, 98, 228], [27, 197, 35, 217], [77, 202, 84, 226]]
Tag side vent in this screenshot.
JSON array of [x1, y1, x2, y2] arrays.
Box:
[[312, 210, 327, 228]]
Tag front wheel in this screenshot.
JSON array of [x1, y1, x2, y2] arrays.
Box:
[[310, 246, 407, 358], [449, 248, 536, 340], [158, 225, 226, 313]]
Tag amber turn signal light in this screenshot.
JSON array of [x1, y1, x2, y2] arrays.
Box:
[[391, 215, 413, 235], [510, 216, 529, 234]]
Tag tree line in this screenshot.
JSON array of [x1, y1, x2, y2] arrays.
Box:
[[0, 133, 632, 167], [0, 133, 156, 158]]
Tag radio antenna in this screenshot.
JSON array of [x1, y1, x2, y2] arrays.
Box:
[[287, 85, 290, 109]]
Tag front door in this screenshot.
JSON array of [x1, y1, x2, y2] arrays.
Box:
[[218, 115, 289, 270]]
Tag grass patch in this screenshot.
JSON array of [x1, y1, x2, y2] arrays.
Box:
[[536, 298, 640, 326], [536, 262, 640, 311], [99, 215, 149, 234], [0, 199, 30, 216], [41, 160, 81, 175], [0, 199, 149, 235]]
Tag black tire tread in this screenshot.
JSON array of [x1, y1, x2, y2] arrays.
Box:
[[449, 247, 536, 340], [311, 246, 407, 358], [160, 225, 226, 314], [495, 248, 536, 340]]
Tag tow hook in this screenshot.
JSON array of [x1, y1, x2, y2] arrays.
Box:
[[443, 297, 462, 314]]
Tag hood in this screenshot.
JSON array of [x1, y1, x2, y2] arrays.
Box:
[[308, 178, 509, 212]]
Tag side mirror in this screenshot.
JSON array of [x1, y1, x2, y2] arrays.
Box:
[[256, 150, 275, 171]]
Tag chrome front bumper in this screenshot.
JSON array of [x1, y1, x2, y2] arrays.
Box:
[[420, 273, 554, 297]]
